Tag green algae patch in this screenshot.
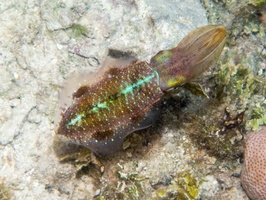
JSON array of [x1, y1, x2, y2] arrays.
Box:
[[216, 59, 266, 131], [249, 0, 266, 7], [156, 170, 199, 200], [183, 82, 209, 98], [181, 50, 265, 159], [248, 110, 266, 130], [68, 23, 88, 38]]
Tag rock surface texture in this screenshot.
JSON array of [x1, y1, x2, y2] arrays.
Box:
[[241, 126, 266, 200], [0, 0, 208, 199], [0, 0, 256, 199]]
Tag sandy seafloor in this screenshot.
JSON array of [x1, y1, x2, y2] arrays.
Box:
[[0, 0, 265, 199]]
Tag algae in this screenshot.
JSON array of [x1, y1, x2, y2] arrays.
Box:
[[156, 170, 199, 200], [249, 0, 266, 7], [68, 23, 88, 38], [186, 0, 266, 161], [97, 163, 149, 200]]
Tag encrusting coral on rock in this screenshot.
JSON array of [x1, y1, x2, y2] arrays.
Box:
[[241, 126, 266, 200]]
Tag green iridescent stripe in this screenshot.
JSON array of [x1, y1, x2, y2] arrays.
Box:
[[67, 69, 159, 128]]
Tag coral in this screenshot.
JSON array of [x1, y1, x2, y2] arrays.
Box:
[[241, 126, 266, 200]]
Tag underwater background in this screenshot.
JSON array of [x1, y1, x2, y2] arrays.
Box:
[[0, 0, 265, 199]]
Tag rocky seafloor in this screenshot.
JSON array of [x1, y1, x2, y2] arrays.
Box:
[[0, 0, 265, 199]]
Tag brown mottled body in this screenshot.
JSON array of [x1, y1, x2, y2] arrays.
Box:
[[57, 62, 163, 155]]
